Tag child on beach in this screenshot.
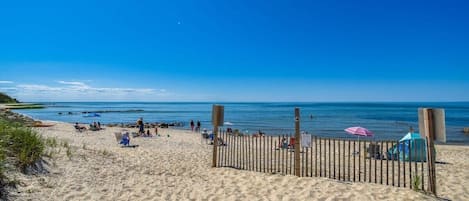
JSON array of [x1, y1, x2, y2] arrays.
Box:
[[145, 130, 152, 137], [120, 131, 130, 146]]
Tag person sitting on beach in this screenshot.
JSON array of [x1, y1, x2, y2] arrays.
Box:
[[202, 128, 209, 139], [89, 122, 99, 131], [120, 131, 130, 146], [208, 133, 225, 146], [281, 137, 288, 149], [74, 122, 86, 132], [217, 137, 226, 146]]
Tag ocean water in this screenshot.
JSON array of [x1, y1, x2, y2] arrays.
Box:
[[15, 102, 469, 144]]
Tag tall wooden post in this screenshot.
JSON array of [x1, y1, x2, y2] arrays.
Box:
[[294, 108, 301, 176], [423, 108, 437, 196], [212, 105, 224, 168]]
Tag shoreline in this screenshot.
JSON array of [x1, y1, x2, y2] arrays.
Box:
[[6, 108, 469, 146], [9, 101, 469, 144]]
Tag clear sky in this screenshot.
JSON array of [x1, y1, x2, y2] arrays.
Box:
[[0, 0, 468, 102]]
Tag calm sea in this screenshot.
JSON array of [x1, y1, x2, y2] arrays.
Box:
[[15, 102, 469, 144]]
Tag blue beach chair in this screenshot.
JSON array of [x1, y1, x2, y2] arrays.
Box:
[[115, 131, 138, 148]]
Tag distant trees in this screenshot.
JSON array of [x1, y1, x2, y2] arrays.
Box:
[[0, 93, 18, 103]]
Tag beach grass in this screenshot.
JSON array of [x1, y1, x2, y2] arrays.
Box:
[[0, 117, 51, 198], [0, 121, 45, 172], [0, 147, 5, 179]]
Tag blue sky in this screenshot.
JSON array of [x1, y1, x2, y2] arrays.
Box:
[[0, 0, 468, 102]]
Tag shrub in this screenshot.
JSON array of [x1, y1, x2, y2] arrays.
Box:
[[0, 148, 5, 178], [0, 120, 45, 172]]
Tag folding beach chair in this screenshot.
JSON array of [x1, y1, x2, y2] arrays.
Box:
[[366, 143, 382, 159], [114, 132, 123, 143], [114, 132, 138, 148]]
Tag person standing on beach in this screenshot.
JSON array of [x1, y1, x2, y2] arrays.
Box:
[[196, 120, 201, 132], [137, 117, 144, 134], [190, 120, 194, 132]]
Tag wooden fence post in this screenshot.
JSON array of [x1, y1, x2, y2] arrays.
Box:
[[294, 108, 301, 177], [212, 125, 219, 167], [212, 105, 224, 168], [423, 108, 437, 196]]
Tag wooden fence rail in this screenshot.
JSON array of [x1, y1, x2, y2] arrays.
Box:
[[214, 131, 430, 192]]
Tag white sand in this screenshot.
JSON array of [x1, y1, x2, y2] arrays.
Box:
[[10, 121, 468, 201]]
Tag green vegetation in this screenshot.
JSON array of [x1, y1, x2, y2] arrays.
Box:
[[0, 92, 44, 109], [0, 93, 18, 104], [0, 120, 45, 172], [0, 109, 66, 199], [44, 137, 58, 148], [0, 117, 48, 198], [412, 175, 422, 191], [101, 149, 110, 156]]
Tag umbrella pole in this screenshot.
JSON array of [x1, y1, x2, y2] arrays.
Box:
[[355, 136, 360, 155]]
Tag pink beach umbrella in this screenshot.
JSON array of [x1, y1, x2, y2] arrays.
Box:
[[344, 126, 374, 137], [345, 126, 373, 155]]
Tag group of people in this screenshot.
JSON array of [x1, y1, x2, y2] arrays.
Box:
[[137, 117, 160, 137], [201, 128, 226, 146], [74, 122, 102, 132], [90, 121, 102, 131], [190, 120, 201, 132], [253, 130, 265, 137]]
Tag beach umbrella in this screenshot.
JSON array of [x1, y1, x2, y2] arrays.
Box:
[[345, 126, 373, 155], [344, 126, 374, 137], [344, 126, 374, 142]]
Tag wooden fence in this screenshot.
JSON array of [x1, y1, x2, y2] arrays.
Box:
[[213, 132, 431, 192]]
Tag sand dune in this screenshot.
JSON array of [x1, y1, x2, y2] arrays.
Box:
[[10, 121, 468, 201]]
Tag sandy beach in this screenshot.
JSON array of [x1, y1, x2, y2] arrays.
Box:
[[8, 121, 468, 201]]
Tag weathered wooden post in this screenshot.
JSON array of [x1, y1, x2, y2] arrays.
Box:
[[294, 108, 301, 176], [212, 105, 224, 168], [422, 108, 436, 195], [419, 108, 445, 196]]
